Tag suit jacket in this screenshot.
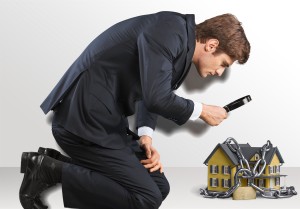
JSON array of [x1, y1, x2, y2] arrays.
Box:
[[41, 11, 195, 148]]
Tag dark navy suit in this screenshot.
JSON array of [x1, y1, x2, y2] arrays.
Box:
[[41, 11, 196, 209]]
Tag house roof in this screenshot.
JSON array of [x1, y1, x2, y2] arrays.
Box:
[[203, 142, 284, 166]]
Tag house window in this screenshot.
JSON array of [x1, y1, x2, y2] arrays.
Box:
[[274, 165, 280, 173], [275, 177, 280, 186], [222, 165, 230, 175], [259, 165, 267, 174], [222, 179, 231, 188], [210, 165, 219, 174], [259, 179, 265, 187], [273, 166, 277, 173], [254, 153, 260, 161], [257, 165, 261, 173], [210, 178, 219, 187], [269, 166, 273, 174]]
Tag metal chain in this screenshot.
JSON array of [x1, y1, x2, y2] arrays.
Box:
[[200, 137, 297, 199]]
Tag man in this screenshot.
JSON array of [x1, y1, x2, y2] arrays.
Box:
[[19, 11, 250, 209]]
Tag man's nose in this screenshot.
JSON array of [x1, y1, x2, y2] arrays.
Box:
[[216, 67, 225, 76]]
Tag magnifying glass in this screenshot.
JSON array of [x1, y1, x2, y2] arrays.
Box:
[[223, 95, 252, 112]]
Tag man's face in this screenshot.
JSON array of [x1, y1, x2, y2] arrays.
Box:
[[193, 39, 234, 78]]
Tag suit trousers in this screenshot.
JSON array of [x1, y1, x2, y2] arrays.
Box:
[[52, 124, 170, 209]]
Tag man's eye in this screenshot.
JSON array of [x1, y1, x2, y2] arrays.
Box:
[[222, 64, 229, 68]]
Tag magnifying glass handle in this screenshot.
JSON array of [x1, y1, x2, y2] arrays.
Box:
[[223, 95, 252, 112]]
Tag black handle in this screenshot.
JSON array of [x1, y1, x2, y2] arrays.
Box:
[[223, 95, 252, 112]]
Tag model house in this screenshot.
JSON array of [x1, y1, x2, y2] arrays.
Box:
[[203, 142, 286, 193]]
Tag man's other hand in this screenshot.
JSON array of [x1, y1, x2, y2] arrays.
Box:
[[139, 136, 163, 173]]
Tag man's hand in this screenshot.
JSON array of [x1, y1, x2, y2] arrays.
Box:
[[200, 104, 228, 126], [139, 135, 163, 173]]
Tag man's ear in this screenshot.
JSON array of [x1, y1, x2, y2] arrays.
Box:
[[205, 39, 219, 53]]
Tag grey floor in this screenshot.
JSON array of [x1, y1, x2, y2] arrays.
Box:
[[1, 167, 299, 209]]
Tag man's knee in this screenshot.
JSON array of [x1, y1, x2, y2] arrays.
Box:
[[160, 178, 170, 200], [153, 173, 170, 201]]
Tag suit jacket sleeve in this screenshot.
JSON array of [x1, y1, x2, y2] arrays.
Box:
[[137, 100, 158, 130], [137, 25, 194, 125]]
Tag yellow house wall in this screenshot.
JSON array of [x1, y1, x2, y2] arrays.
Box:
[[268, 153, 280, 172], [230, 167, 248, 187], [207, 148, 235, 191]]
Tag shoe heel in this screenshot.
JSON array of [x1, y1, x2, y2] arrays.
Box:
[[20, 152, 29, 174]]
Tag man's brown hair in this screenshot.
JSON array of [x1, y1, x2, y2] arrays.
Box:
[[196, 14, 250, 64]]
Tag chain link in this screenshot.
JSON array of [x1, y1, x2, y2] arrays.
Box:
[[200, 137, 297, 199]]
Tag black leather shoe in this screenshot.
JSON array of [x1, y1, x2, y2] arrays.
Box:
[[38, 147, 72, 163], [19, 152, 57, 209]]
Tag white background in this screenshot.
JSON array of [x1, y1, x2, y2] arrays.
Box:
[[1, 0, 300, 167]]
